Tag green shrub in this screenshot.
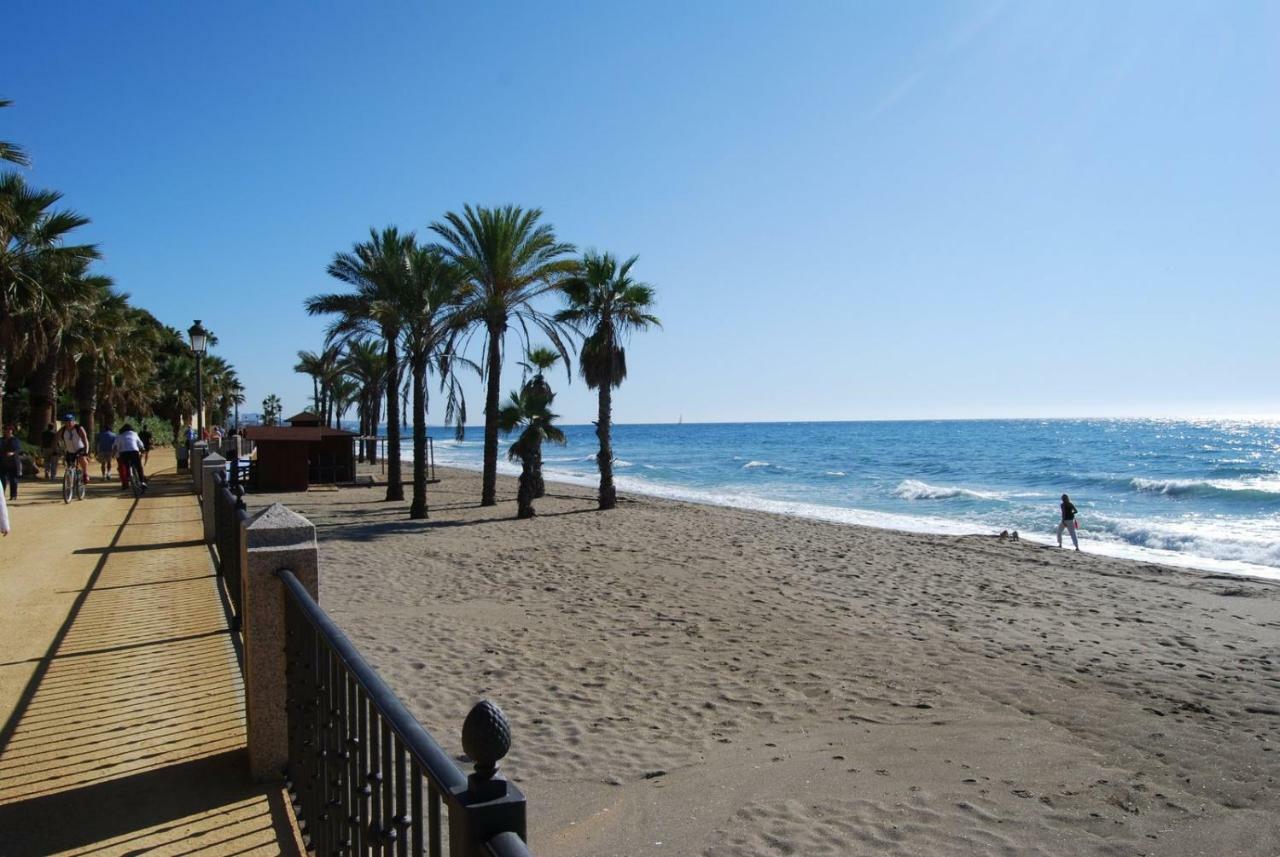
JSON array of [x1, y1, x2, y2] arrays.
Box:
[[117, 416, 174, 446]]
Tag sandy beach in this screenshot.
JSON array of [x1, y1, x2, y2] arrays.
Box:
[[251, 466, 1280, 856]]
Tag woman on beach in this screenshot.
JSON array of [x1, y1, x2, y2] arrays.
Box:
[[1057, 493, 1080, 551]]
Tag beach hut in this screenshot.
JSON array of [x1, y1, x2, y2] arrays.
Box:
[[242, 412, 357, 492]]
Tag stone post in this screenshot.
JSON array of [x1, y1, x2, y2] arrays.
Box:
[[191, 441, 209, 495], [200, 452, 226, 543], [244, 504, 319, 781]]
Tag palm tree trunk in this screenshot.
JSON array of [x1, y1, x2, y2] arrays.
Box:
[[384, 333, 404, 501], [75, 355, 97, 438], [517, 455, 536, 519], [27, 356, 57, 445], [481, 324, 502, 507], [357, 402, 366, 463], [409, 354, 428, 519], [370, 394, 381, 465], [532, 437, 545, 498], [597, 381, 616, 510]]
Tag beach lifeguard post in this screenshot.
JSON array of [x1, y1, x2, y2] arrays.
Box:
[[242, 411, 356, 492]]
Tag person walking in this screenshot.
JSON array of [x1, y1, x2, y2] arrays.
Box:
[[0, 425, 21, 501], [96, 425, 117, 479], [41, 422, 58, 480], [0, 483, 9, 536], [1057, 493, 1081, 551]]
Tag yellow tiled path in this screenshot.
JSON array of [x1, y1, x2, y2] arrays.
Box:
[[0, 450, 300, 857]]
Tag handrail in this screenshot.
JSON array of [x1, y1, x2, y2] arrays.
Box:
[[278, 567, 530, 855], [483, 831, 534, 857], [277, 568, 468, 794]]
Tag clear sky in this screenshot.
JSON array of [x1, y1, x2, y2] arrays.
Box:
[[4, 1, 1277, 424]]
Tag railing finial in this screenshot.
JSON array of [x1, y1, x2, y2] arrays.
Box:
[[462, 700, 512, 799]]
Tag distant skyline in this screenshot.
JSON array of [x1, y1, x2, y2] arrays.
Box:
[[4, 1, 1277, 425]]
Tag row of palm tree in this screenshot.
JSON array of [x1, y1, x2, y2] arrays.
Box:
[[304, 204, 659, 521], [1, 98, 240, 442]]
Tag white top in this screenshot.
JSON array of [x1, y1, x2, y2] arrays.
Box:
[[113, 431, 145, 454], [59, 426, 87, 453]]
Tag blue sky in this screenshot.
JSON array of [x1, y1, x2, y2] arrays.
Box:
[[4, 1, 1277, 424]]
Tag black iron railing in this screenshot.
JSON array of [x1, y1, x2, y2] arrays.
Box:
[[279, 569, 532, 857], [212, 471, 250, 632]]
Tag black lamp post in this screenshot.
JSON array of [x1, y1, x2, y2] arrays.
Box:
[[188, 320, 209, 439]]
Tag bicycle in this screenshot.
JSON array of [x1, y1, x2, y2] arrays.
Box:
[[62, 454, 88, 503], [125, 456, 146, 499]]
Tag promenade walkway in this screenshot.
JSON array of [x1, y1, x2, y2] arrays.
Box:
[[0, 449, 300, 857]]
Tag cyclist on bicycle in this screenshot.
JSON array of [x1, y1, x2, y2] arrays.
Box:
[[58, 414, 91, 485], [113, 423, 147, 492]]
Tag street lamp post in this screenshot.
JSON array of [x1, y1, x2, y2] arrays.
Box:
[[188, 320, 209, 439]]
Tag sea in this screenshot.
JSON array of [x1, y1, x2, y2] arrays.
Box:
[[408, 419, 1280, 581]]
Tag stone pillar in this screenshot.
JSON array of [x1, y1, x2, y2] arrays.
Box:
[[191, 441, 209, 494], [244, 504, 319, 781], [200, 452, 226, 543]]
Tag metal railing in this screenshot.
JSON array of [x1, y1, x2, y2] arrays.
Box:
[[212, 470, 250, 632], [279, 569, 532, 857]]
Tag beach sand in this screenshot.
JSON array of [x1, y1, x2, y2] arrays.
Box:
[[251, 466, 1280, 856]]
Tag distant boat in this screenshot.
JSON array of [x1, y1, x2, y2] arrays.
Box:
[[677, 415, 683, 425]]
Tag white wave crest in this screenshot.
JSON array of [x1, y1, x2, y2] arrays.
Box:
[[894, 479, 1001, 501], [1131, 476, 1280, 498], [823, 470, 847, 477], [742, 460, 772, 470]]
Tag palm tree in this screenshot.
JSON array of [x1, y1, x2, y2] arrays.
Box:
[[497, 384, 565, 519], [307, 227, 415, 502], [429, 205, 576, 507], [0, 174, 98, 426], [329, 375, 359, 428], [262, 394, 283, 426], [0, 100, 29, 168], [20, 255, 103, 442], [294, 349, 324, 415], [343, 338, 385, 463], [400, 245, 469, 519], [556, 253, 660, 510], [230, 383, 246, 430], [519, 346, 561, 498]]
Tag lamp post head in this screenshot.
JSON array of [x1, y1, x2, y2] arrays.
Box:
[[188, 320, 209, 356]]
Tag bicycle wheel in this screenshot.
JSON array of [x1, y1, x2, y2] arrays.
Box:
[[63, 468, 73, 504], [130, 462, 143, 498], [75, 469, 87, 500]]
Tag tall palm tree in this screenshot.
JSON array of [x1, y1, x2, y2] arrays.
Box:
[[400, 245, 469, 519], [519, 346, 561, 498], [294, 349, 324, 415], [497, 384, 565, 519], [556, 253, 660, 510], [262, 394, 283, 426], [307, 227, 415, 502], [21, 255, 103, 441], [0, 174, 98, 425], [429, 205, 576, 507], [229, 382, 246, 430], [343, 337, 385, 463]]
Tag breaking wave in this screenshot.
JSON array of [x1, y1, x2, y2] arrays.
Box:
[[894, 479, 1002, 501]]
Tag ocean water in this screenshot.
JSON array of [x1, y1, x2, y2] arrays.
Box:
[[413, 419, 1280, 581]]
